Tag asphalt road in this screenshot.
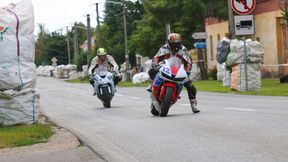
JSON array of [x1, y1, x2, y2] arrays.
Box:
[[38, 77, 288, 162]]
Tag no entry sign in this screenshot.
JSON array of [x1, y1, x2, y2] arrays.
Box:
[[231, 0, 256, 15]]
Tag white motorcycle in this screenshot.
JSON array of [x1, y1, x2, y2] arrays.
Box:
[[92, 70, 115, 108]]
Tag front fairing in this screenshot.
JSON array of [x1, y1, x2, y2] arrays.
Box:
[[93, 71, 114, 96]]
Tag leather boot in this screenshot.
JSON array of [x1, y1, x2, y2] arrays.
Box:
[[190, 99, 200, 113]]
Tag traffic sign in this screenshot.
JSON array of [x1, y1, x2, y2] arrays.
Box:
[[194, 42, 206, 49], [234, 15, 255, 35], [51, 57, 57, 63], [231, 0, 256, 15], [192, 32, 207, 39]]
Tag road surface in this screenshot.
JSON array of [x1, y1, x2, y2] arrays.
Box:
[[38, 77, 288, 162]]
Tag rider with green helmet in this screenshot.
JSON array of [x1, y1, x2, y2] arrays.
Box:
[[88, 48, 122, 87]]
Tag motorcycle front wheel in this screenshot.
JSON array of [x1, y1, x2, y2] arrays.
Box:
[[101, 86, 111, 108], [160, 86, 173, 117], [150, 103, 159, 116]]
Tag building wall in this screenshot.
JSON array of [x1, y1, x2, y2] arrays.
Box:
[[205, 9, 284, 75], [205, 19, 228, 69], [254, 10, 282, 65]]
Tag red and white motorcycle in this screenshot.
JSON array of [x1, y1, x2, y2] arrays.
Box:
[[150, 59, 188, 117]]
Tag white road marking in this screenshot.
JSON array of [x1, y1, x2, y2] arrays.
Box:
[[129, 96, 140, 100], [115, 94, 139, 99], [180, 104, 190, 107], [224, 108, 257, 112]]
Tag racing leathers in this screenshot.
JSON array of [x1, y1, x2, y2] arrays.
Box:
[[88, 55, 122, 86], [148, 44, 200, 113]]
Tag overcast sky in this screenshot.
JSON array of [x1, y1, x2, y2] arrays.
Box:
[[0, 0, 106, 34]]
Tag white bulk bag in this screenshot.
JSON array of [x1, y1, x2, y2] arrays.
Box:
[[0, 88, 39, 126], [0, 0, 36, 90]]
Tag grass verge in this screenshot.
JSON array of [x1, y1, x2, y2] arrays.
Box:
[[0, 123, 53, 149], [193, 79, 288, 96]]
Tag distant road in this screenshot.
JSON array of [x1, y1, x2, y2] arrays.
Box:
[[38, 77, 288, 162]]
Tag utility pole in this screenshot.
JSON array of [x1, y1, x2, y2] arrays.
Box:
[[122, 0, 130, 79], [228, 0, 235, 38], [86, 14, 92, 66], [73, 28, 78, 64], [66, 26, 71, 64], [95, 3, 102, 48], [165, 22, 171, 37]]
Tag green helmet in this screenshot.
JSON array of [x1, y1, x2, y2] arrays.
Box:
[[97, 48, 107, 56]]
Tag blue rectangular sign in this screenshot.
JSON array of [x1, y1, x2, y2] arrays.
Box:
[[194, 42, 206, 49]]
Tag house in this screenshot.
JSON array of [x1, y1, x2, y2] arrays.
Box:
[[205, 0, 288, 77], [80, 36, 96, 53]]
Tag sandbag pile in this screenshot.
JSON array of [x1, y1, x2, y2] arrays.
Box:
[[132, 72, 149, 84], [37, 65, 55, 77], [52, 64, 77, 79], [226, 39, 264, 67], [217, 63, 231, 87], [0, 0, 39, 126], [216, 38, 231, 64], [227, 39, 264, 91], [231, 63, 262, 91], [190, 64, 202, 81], [216, 38, 264, 91]]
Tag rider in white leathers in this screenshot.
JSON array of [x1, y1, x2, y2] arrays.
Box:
[[88, 48, 122, 89], [148, 33, 200, 113]]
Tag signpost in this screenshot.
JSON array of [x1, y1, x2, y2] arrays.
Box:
[[234, 15, 255, 36], [231, 0, 256, 15], [192, 32, 207, 40], [51, 57, 57, 67], [193, 42, 206, 49], [231, 0, 256, 91], [192, 32, 208, 79]]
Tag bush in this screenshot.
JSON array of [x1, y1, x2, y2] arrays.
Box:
[[75, 52, 87, 71], [208, 66, 217, 80]]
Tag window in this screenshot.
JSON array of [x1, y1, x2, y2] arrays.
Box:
[[217, 34, 220, 42]]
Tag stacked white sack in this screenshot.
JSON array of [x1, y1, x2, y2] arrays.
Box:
[[0, 0, 36, 91], [0, 0, 39, 126]]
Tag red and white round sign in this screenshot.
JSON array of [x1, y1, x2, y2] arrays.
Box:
[[231, 0, 256, 15]]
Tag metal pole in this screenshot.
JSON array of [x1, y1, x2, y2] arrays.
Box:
[[73, 29, 78, 64], [243, 37, 248, 91], [122, 0, 129, 78], [198, 48, 208, 80], [96, 3, 102, 48], [228, 0, 235, 38], [66, 26, 71, 64], [165, 22, 171, 37], [87, 14, 92, 66]]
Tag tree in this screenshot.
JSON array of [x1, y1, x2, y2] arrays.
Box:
[[282, 0, 288, 26], [35, 25, 69, 66], [102, 0, 144, 67], [35, 24, 49, 66], [129, 0, 228, 58]]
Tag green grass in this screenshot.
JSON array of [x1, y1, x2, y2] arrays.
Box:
[[66, 77, 288, 96], [118, 81, 149, 87], [193, 78, 288, 96], [0, 123, 53, 149]]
